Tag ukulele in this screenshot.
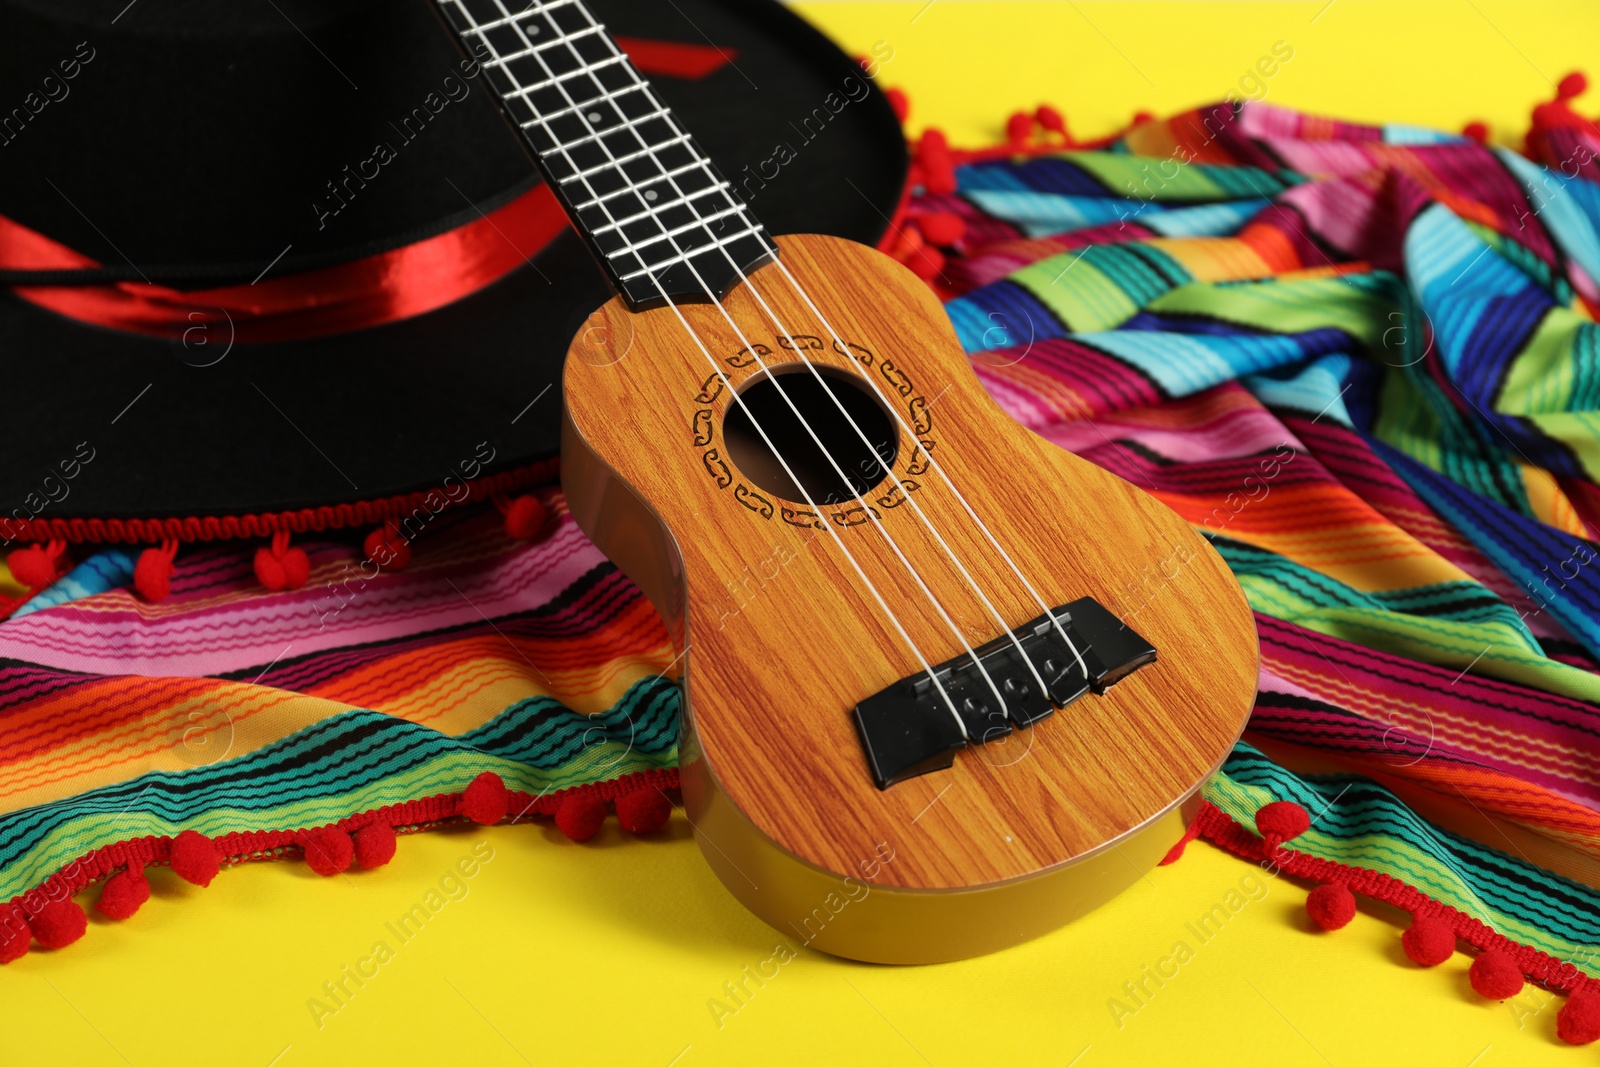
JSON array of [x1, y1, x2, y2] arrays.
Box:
[[435, 0, 1258, 963]]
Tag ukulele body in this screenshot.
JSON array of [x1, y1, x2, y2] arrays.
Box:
[[562, 234, 1257, 964]]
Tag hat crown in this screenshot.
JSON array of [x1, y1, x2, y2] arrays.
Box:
[[0, 0, 536, 277]]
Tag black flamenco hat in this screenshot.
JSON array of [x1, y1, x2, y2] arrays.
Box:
[[0, 0, 905, 598]]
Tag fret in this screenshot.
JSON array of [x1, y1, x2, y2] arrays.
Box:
[[434, 0, 776, 309], [618, 206, 754, 262], [617, 226, 770, 282], [518, 81, 649, 128], [568, 157, 720, 211], [551, 133, 694, 184], [583, 179, 733, 238], [489, 59, 630, 127], [448, 0, 578, 39], [491, 49, 627, 84], [482, 28, 616, 73], [524, 105, 671, 151]]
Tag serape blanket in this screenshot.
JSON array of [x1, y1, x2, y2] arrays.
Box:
[[2, 86, 1599, 1044]]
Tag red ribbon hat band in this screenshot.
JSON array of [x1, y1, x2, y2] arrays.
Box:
[[0, 38, 739, 345], [0, 184, 570, 345]]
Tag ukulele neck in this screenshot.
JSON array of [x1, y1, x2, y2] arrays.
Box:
[[435, 0, 776, 309]]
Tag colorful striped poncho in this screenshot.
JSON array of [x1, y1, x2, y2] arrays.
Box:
[[2, 92, 1598, 1042]]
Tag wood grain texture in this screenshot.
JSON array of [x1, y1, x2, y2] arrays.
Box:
[[564, 234, 1258, 894]]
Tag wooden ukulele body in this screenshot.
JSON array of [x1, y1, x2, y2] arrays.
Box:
[[562, 234, 1257, 963]]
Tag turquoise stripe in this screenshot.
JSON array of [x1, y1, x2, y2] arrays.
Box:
[[964, 190, 1158, 237], [1215, 745, 1600, 949], [0, 676, 682, 898], [1244, 353, 1356, 425], [13, 549, 136, 617]]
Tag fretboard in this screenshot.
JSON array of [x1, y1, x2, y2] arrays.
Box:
[[435, 0, 777, 309]]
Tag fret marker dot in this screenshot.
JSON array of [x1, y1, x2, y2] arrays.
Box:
[[587, 112, 602, 123], [644, 190, 659, 201]]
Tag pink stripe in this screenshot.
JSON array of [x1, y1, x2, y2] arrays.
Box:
[[0, 515, 607, 676]]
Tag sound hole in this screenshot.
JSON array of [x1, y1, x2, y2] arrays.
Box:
[[723, 365, 898, 505]]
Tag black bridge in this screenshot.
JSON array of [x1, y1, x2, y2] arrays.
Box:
[[853, 597, 1157, 789]]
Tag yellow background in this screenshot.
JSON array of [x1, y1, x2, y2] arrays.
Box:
[[7, 4, 1599, 1065]]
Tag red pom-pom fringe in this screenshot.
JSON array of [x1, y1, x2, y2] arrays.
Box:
[[1306, 882, 1356, 931], [168, 829, 221, 887], [1559, 987, 1600, 1045], [303, 826, 355, 877], [1401, 913, 1456, 967], [916, 128, 957, 196], [7, 540, 69, 590], [254, 530, 310, 592], [363, 522, 412, 571], [1254, 800, 1310, 844], [134, 540, 180, 601], [30, 899, 87, 949], [96, 864, 152, 920], [497, 494, 549, 540], [917, 210, 966, 248], [1160, 818, 1204, 865], [1469, 950, 1525, 1000], [0, 769, 680, 962], [0, 915, 28, 964], [555, 794, 608, 842], [615, 788, 672, 835], [462, 772, 511, 825], [354, 823, 397, 869], [1191, 797, 1600, 1049], [1005, 110, 1034, 146]]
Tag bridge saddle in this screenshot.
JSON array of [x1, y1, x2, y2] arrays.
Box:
[[852, 597, 1157, 789]]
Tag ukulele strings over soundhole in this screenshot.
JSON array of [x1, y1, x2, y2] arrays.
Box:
[[723, 364, 899, 505]]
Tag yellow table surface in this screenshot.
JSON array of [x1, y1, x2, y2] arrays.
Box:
[[8, 4, 1598, 1065]]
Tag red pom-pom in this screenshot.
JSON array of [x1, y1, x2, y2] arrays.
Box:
[[1401, 914, 1455, 966], [906, 244, 947, 282], [917, 128, 957, 196], [1005, 110, 1034, 145], [30, 899, 87, 949], [0, 916, 28, 964], [353, 823, 397, 869], [1469, 951, 1525, 1000], [168, 829, 221, 887], [502, 495, 548, 540], [555, 794, 608, 842], [134, 547, 174, 601], [96, 865, 151, 920], [885, 87, 909, 124], [1558, 987, 1600, 1045], [1462, 121, 1490, 144], [918, 211, 966, 247], [1254, 800, 1311, 842], [924, 166, 957, 197], [254, 535, 310, 592], [462, 772, 510, 825], [1558, 70, 1589, 100], [615, 789, 671, 835], [303, 826, 354, 877], [7, 543, 67, 589], [1035, 104, 1066, 134], [1305, 882, 1356, 930], [363, 526, 411, 571]]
